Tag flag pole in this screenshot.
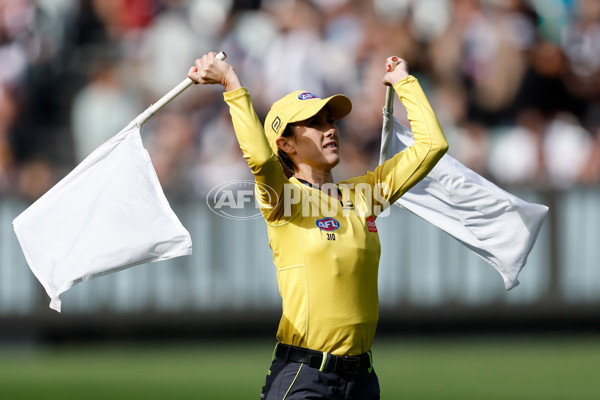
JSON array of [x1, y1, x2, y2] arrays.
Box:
[[380, 57, 400, 164], [384, 86, 394, 114], [134, 51, 227, 126], [383, 56, 400, 114]]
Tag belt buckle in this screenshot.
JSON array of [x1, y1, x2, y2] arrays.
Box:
[[340, 356, 361, 374], [308, 354, 323, 369]]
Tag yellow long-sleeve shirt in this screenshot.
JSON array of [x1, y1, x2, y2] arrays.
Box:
[[223, 76, 448, 356]]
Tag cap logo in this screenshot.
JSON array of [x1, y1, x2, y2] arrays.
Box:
[[298, 92, 319, 100], [271, 116, 282, 134]]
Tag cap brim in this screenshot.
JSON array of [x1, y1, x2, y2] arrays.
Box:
[[324, 94, 352, 121], [289, 94, 352, 124]]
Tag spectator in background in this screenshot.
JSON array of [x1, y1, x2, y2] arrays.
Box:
[[0, 84, 16, 193], [562, 0, 600, 105], [428, 0, 535, 176], [562, 0, 600, 186], [138, 1, 201, 98], [0, 0, 55, 200], [495, 38, 592, 188], [348, 2, 419, 163], [71, 59, 142, 161], [144, 111, 198, 197], [579, 127, 600, 184], [0, 0, 28, 195], [260, 0, 326, 106], [189, 107, 252, 196], [2, 0, 600, 199]]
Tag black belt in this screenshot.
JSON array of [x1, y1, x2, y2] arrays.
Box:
[[274, 343, 373, 375]]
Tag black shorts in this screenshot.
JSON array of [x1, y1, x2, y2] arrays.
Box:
[[260, 345, 380, 400]]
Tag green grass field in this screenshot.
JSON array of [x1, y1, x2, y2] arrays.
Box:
[[1, 335, 598, 399]]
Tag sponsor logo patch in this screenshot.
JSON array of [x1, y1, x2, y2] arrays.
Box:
[[366, 215, 377, 233], [298, 92, 319, 100], [316, 217, 340, 231], [271, 116, 282, 134]]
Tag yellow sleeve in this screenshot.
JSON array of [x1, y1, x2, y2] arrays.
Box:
[[223, 88, 287, 219], [347, 75, 448, 216]]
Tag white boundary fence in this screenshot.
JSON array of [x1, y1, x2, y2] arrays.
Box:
[[1, 188, 598, 316]]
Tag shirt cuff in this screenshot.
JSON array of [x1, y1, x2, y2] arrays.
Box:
[[223, 87, 249, 102]]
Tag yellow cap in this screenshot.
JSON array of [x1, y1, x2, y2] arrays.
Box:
[[263, 90, 352, 155]]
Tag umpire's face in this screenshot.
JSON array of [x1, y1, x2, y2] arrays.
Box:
[[279, 108, 341, 172]]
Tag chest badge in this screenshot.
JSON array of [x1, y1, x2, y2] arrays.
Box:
[[316, 217, 340, 231], [366, 215, 378, 233]]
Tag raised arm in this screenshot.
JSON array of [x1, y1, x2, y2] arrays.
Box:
[[350, 57, 448, 215], [188, 52, 242, 91], [187, 53, 286, 215]]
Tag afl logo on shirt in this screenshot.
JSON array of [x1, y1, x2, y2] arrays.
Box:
[[316, 217, 340, 231]]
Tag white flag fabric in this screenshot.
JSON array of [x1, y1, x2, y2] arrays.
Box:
[[13, 121, 192, 312], [380, 109, 548, 290]]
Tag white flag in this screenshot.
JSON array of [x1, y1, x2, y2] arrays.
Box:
[[13, 121, 192, 312], [380, 110, 548, 290]]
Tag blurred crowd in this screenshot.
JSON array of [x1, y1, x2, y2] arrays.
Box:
[[1, 0, 600, 201]]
